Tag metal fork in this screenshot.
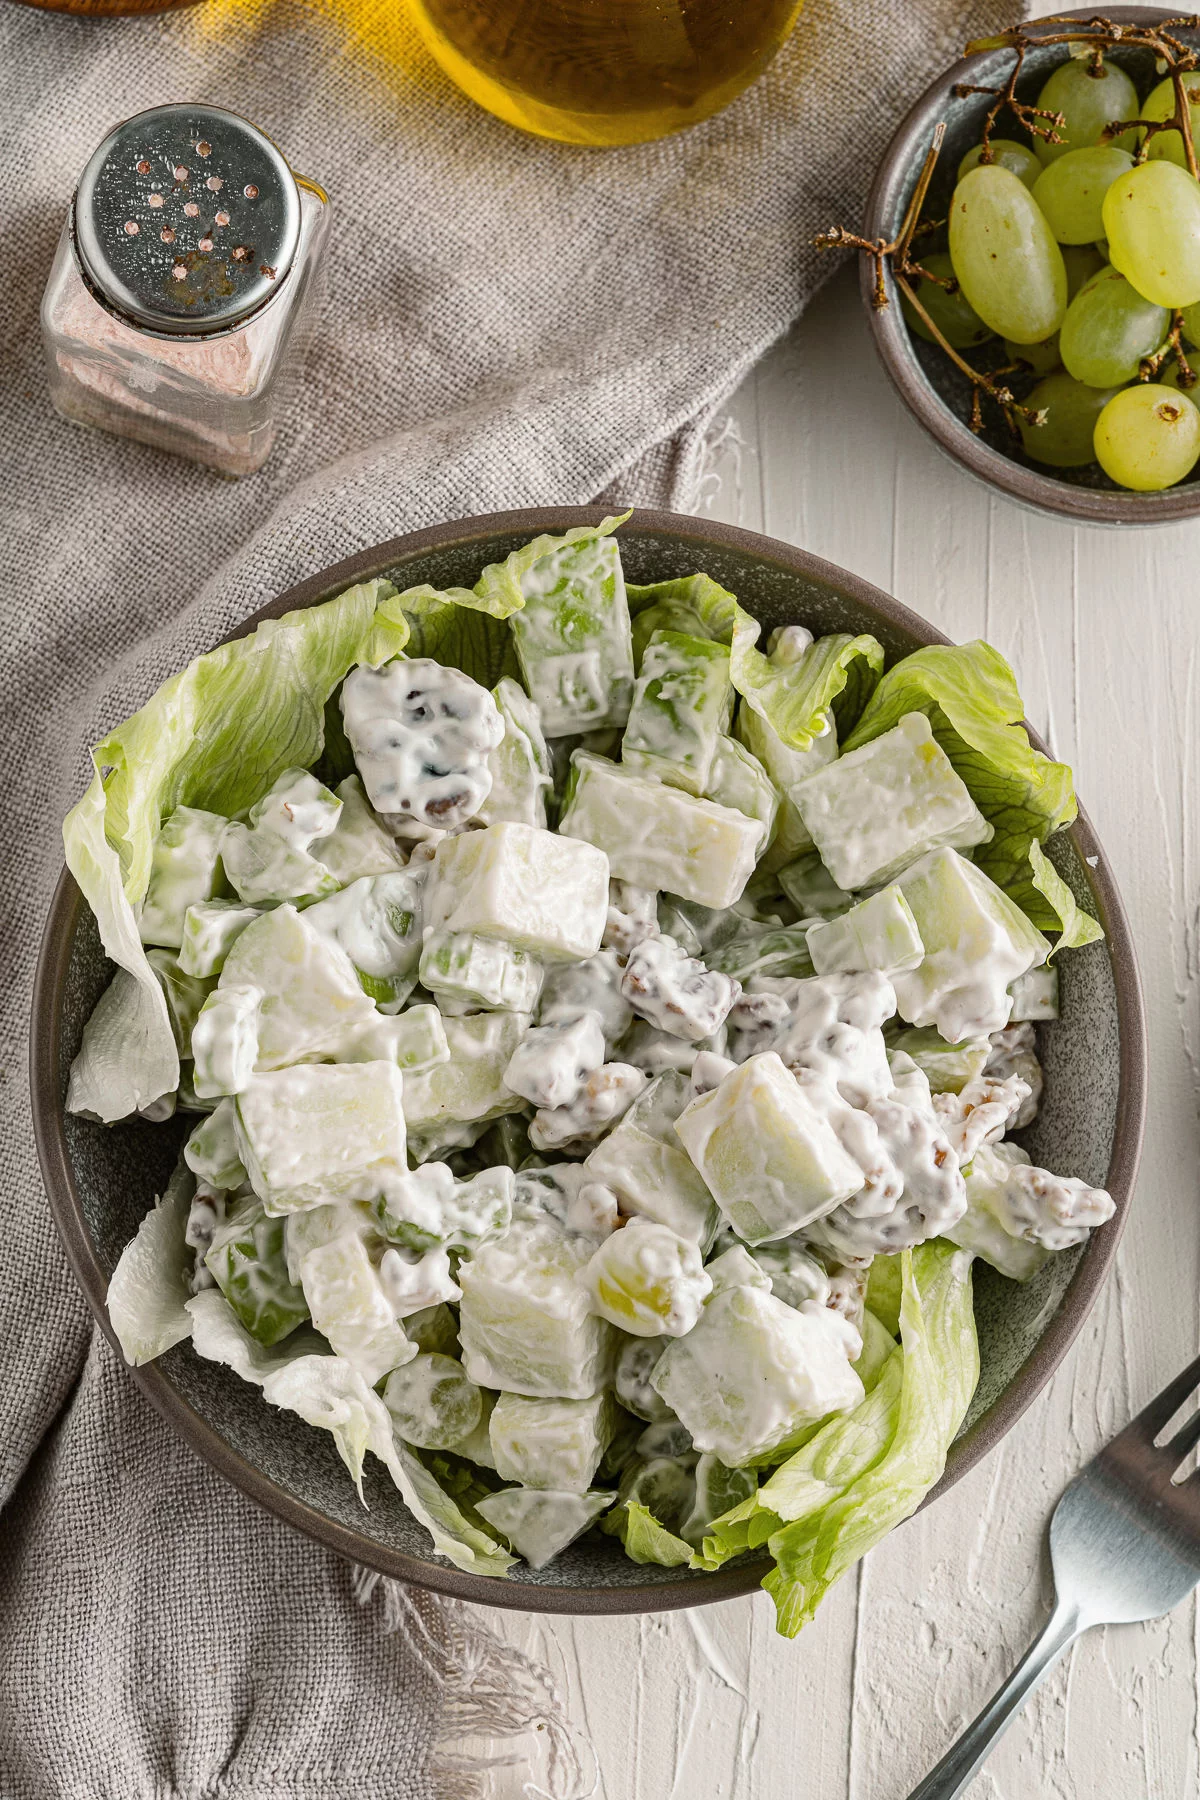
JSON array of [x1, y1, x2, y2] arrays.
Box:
[[908, 1353, 1200, 1800]]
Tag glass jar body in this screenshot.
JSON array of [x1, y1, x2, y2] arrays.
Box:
[[41, 179, 329, 477], [409, 0, 804, 146]]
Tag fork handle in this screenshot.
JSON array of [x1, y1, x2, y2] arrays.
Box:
[[905, 1601, 1086, 1800]]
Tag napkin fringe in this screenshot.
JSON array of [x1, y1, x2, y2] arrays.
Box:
[[353, 1568, 596, 1800]]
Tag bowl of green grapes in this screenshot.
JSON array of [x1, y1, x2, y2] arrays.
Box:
[[863, 8, 1200, 522]]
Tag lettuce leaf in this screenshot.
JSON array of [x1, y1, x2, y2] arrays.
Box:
[[187, 1291, 514, 1574], [610, 1500, 695, 1568], [395, 582, 524, 689], [1021, 840, 1105, 957], [65, 581, 410, 1122], [107, 1162, 196, 1365], [626, 575, 883, 750], [840, 642, 1099, 939], [473, 513, 630, 615], [763, 1242, 978, 1637]]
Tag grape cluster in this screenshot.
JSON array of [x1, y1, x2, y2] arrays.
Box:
[[903, 56, 1200, 492]]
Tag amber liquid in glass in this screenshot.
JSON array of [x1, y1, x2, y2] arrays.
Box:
[[408, 0, 804, 146]]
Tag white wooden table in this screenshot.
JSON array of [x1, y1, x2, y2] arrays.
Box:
[[461, 262, 1200, 1800]]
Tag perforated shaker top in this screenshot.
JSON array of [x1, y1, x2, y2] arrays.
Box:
[[72, 103, 302, 336]]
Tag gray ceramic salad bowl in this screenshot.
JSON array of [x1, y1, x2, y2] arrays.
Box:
[[30, 506, 1147, 1614], [864, 7, 1200, 526]]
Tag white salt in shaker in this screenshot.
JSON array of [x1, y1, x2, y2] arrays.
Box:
[[41, 103, 330, 477]]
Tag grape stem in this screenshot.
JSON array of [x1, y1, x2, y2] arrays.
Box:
[[1140, 311, 1197, 386]]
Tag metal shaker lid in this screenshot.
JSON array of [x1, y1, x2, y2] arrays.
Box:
[[72, 103, 301, 337]]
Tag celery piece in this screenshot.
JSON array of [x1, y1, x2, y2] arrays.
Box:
[[179, 898, 261, 979], [427, 821, 608, 963], [703, 735, 778, 853], [478, 677, 553, 828], [559, 753, 761, 911], [236, 1061, 408, 1214], [458, 1215, 619, 1399], [490, 1390, 617, 1492], [183, 1097, 247, 1191], [205, 1195, 310, 1346], [892, 848, 1050, 1041], [651, 1286, 864, 1467], [139, 806, 229, 949], [402, 1011, 532, 1133], [419, 929, 543, 1013], [806, 884, 924, 977], [622, 630, 732, 796], [503, 532, 635, 736], [791, 713, 993, 891], [674, 1052, 864, 1244]]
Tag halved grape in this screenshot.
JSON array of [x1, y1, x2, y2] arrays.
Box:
[[1094, 384, 1200, 489], [1018, 371, 1121, 467], [899, 251, 995, 349], [1061, 244, 1106, 299], [1033, 58, 1140, 166], [1004, 333, 1061, 375], [1142, 71, 1200, 169], [1059, 268, 1169, 387], [957, 139, 1041, 190], [1103, 161, 1200, 307], [948, 165, 1068, 343], [1032, 146, 1133, 243]]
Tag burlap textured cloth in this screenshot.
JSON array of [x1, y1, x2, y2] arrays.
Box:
[[0, 2, 1010, 1794]]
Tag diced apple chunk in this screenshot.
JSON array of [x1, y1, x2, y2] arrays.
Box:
[[220, 904, 377, 1068], [401, 1012, 531, 1133], [489, 1390, 617, 1492], [298, 1234, 414, 1384], [236, 1061, 407, 1214], [673, 1052, 865, 1244], [139, 806, 228, 949], [790, 713, 992, 891], [650, 1285, 864, 1466], [427, 822, 608, 963], [584, 1071, 719, 1246], [559, 753, 761, 910], [807, 884, 924, 977], [457, 1216, 619, 1398], [892, 848, 1050, 1041], [475, 1488, 614, 1568]]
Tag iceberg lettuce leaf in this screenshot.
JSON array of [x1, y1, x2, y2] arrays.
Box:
[[473, 513, 630, 616], [65, 580, 409, 1121], [612, 1500, 696, 1568], [840, 642, 1095, 938], [1021, 840, 1105, 954], [627, 575, 883, 749], [107, 1162, 196, 1364], [395, 582, 524, 689], [763, 1241, 978, 1637]]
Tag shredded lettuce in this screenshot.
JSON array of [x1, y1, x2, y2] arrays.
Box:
[[840, 642, 1099, 941], [65, 581, 411, 1122], [763, 1242, 978, 1637], [187, 1290, 514, 1575], [107, 1162, 196, 1365]]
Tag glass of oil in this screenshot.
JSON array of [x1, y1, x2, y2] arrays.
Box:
[[408, 0, 805, 146]]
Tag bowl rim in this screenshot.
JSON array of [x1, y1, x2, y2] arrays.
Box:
[[861, 5, 1200, 527], [30, 503, 1148, 1615]]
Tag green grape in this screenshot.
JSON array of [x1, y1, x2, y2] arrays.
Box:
[[1142, 71, 1200, 169], [1094, 383, 1200, 489], [1181, 300, 1200, 348], [1059, 268, 1169, 386], [1062, 244, 1106, 298], [958, 138, 1041, 190], [1034, 58, 1141, 167], [1019, 371, 1120, 466], [1032, 146, 1133, 243], [1103, 160, 1200, 307], [900, 251, 995, 348], [948, 165, 1068, 343], [1004, 333, 1061, 374]]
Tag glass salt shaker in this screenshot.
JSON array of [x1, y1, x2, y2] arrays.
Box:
[[41, 104, 330, 477]]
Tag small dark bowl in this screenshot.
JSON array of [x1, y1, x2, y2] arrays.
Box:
[[865, 7, 1200, 525], [31, 507, 1147, 1614]]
